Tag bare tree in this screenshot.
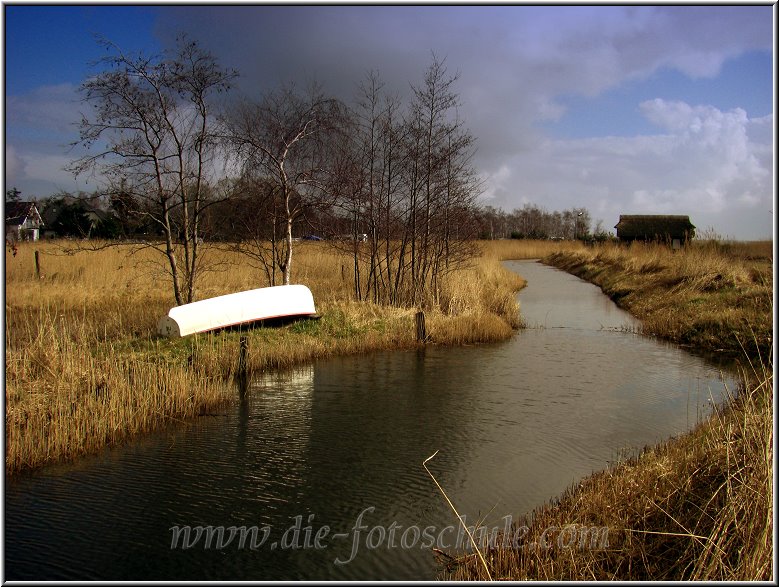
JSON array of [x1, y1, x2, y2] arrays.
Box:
[[328, 70, 407, 303], [329, 59, 481, 309], [69, 36, 237, 305], [405, 55, 480, 306], [476, 203, 593, 240], [225, 84, 346, 285]]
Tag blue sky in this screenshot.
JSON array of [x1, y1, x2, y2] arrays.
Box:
[[5, 5, 160, 93], [3, 4, 775, 239], [544, 51, 774, 139]]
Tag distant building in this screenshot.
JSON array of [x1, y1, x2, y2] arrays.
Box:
[[40, 195, 116, 239], [614, 215, 695, 248], [5, 201, 44, 242]]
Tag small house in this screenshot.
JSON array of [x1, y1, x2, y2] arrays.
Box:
[[5, 201, 44, 242], [40, 196, 116, 239], [614, 215, 695, 248]]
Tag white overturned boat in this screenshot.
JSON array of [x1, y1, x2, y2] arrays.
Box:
[[158, 284, 317, 337]]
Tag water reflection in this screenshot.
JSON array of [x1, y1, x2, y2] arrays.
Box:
[[4, 261, 734, 581]]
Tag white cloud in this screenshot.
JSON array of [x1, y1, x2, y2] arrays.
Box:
[[4, 145, 89, 196], [22, 153, 81, 186], [486, 101, 773, 239], [637, 100, 768, 202], [481, 164, 512, 202], [6, 83, 82, 137], [4, 144, 27, 185]]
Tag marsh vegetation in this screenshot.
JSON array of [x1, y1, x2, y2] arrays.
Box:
[[545, 240, 773, 359]]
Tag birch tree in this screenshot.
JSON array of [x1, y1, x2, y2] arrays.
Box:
[[226, 84, 346, 285], [330, 59, 481, 308]]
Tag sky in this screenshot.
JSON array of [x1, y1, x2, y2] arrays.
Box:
[[2, 4, 775, 240]]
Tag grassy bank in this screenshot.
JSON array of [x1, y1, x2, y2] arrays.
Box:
[[543, 241, 772, 360], [5, 239, 532, 473], [443, 240, 773, 581]]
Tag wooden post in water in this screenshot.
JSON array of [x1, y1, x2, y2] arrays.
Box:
[[237, 335, 248, 378], [415, 310, 427, 343], [34, 250, 41, 279]]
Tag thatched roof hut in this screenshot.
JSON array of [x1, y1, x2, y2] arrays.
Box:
[[614, 215, 695, 245]]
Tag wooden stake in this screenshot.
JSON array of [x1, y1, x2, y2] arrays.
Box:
[[237, 335, 248, 377], [415, 310, 427, 343]]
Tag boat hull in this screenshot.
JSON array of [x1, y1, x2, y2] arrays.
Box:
[[157, 284, 317, 337]]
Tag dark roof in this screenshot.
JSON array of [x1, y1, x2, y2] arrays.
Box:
[[614, 215, 695, 239], [5, 201, 41, 226]]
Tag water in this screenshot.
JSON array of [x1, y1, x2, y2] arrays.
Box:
[[4, 260, 734, 580]]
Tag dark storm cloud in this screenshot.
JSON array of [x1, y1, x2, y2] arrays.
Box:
[[153, 5, 771, 163], [153, 6, 555, 167]]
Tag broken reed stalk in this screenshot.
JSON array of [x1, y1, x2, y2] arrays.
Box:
[[423, 450, 493, 581]]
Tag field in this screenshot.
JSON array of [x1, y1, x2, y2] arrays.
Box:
[[5, 238, 544, 473]]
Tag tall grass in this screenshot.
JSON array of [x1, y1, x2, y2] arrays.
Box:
[[5, 239, 538, 473], [479, 237, 584, 261], [5, 317, 234, 472]]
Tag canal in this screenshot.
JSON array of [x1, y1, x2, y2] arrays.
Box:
[[4, 260, 734, 580]]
